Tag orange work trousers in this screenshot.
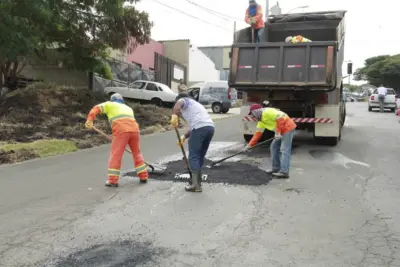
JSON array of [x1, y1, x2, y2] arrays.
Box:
[[108, 132, 148, 183]]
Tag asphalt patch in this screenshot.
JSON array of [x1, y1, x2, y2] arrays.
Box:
[[125, 159, 272, 186], [49, 240, 169, 267]]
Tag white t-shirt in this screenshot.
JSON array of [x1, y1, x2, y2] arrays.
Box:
[[377, 86, 387, 96], [179, 98, 214, 130]]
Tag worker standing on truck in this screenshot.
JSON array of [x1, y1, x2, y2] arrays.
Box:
[[171, 92, 215, 192], [285, 35, 311, 43], [245, 0, 265, 43], [377, 84, 387, 113], [244, 104, 297, 179], [85, 93, 149, 187]]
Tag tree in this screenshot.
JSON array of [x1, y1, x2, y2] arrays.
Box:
[[0, 0, 153, 89], [354, 54, 400, 89], [343, 84, 360, 93]]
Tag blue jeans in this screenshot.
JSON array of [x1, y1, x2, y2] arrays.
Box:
[[188, 126, 215, 171], [270, 129, 295, 173], [253, 28, 265, 43]]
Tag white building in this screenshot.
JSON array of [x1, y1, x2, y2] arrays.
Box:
[[188, 44, 220, 84]]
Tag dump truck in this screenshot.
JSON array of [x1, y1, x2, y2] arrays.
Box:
[[229, 10, 351, 146]]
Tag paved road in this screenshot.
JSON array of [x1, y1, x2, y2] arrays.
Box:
[[1, 103, 400, 266]]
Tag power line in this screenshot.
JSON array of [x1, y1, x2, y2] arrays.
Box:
[[150, 0, 231, 32], [183, 0, 242, 21]]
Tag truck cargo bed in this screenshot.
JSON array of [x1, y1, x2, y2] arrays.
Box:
[[229, 41, 337, 91]]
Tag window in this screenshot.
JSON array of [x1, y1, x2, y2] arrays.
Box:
[[373, 88, 396, 95], [146, 83, 159, 91], [157, 86, 163, 91], [130, 81, 146, 89]]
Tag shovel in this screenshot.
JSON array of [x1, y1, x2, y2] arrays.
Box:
[[206, 137, 274, 169], [174, 127, 192, 184], [91, 126, 166, 175]]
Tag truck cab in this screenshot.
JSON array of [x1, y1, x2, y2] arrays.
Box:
[[229, 10, 348, 146]]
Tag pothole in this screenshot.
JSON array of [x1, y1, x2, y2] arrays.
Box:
[[124, 159, 272, 186], [47, 240, 169, 267]]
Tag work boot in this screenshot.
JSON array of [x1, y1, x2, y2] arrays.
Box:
[[139, 178, 148, 184], [272, 172, 289, 179], [185, 171, 202, 192], [105, 180, 119, 187]]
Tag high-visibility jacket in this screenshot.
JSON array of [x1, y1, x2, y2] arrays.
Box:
[[87, 101, 139, 136], [249, 108, 297, 147], [290, 35, 311, 43], [245, 5, 265, 29]]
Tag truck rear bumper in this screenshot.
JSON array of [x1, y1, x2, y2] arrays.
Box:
[[240, 105, 340, 137]]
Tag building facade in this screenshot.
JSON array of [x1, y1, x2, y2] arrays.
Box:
[[126, 39, 164, 70], [198, 46, 231, 80]]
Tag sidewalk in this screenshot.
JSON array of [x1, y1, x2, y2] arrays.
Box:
[[207, 107, 240, 120]]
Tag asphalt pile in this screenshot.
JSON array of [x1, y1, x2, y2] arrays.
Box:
[[125, 159, 272, 186], [48, 240, 168, 267]]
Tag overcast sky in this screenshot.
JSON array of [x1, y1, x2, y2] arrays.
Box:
[[135, 0, 398, 83]]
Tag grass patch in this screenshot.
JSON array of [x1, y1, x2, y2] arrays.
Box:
[[1, 139, 78, 158]]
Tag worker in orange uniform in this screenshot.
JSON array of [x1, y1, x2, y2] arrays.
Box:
[[245, 0, 265, 43], [85, 93, 148, 187], [244, 104, 297, 179], [285, 35, 312, 43]]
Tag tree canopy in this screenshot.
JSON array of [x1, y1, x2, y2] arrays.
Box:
[[0, 0, 153, 89], [354, 54, 400, 89]]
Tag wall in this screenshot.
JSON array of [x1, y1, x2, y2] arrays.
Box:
[[198, 46, 224, 70], [222, 47, 231, 69], [21, 49, 88, 86], [159, 39, 190, 82], [126, 39, 164, 70], [108, 48, 128, 62], [189, 45, 220, 82]]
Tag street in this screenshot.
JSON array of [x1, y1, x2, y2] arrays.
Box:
[[1, 102, 400, 267]]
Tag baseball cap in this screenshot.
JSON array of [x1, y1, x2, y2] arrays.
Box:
[[248, 103, 262, 115]]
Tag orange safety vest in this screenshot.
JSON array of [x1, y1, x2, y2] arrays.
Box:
[[245, 5, 265, 29]]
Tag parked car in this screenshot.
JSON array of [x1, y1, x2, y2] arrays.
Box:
[[368, 88, 397, 112], [187, 81, 237, 113], [104, 80, 177, 107]]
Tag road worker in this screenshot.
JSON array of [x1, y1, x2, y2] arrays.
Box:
[[171, 92, 215, 192], [245, 0, 265, 43], [244, 104, 297, 178], [285, 35, 311, 43], [85, 93, 148, 187]]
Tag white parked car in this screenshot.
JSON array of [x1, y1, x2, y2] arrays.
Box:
[[104, 80, 177, 107], [368, 88, 397, 112]]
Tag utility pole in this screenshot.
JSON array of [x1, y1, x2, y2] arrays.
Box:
[[265, 0, 269, 19], [233, 21, 237, 43]]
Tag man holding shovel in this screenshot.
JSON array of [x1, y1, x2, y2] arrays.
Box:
[[85, 93, 149, 187], [244, 104, 297, 178], [171, 93, 215, 192]]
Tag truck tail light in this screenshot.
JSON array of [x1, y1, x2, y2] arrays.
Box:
[[246, 95, 260, 103], [370, 95, 374, 101], [228, 87, 231, 100], [316, 93, 329, 104]]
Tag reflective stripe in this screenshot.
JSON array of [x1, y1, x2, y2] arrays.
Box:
[[274, 112, 287, 120], [135, 164, 147, 174], [109, 114, 136, 124], [98, 104, 105, 113], [108, 169, 120, 176]]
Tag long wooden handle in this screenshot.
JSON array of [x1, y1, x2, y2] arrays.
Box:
[[92, 126, 132, 154], [174, 128, 191, 175]]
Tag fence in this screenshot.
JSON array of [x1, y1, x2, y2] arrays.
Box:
[[91, 58, 155, 93]]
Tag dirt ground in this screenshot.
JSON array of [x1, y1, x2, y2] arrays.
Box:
[[0, 83, 175, 164]]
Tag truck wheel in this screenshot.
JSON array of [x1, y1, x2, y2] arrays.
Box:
[[368, 106, 372, 112], [244, 134, 253, 142], [212, 103, 223, 113], [222, 108, 229, 113]]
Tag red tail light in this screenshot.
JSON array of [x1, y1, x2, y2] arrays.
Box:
[[228, 87, 231, 100], [316, 93, 329, 104], [370, 95, 374, 101]]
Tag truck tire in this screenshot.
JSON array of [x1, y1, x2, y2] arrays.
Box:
[[222, 108, 229, 113], [244, 134, 253, 142]]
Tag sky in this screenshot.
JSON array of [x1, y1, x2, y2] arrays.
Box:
[[135, 0, 399, 84]]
